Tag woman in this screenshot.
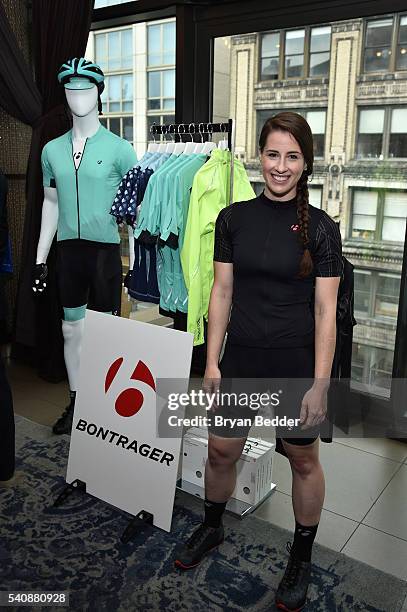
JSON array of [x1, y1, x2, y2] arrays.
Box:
[[175, 112, 343, 612]]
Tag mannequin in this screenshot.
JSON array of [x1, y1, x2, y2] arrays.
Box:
[[33, 58, 137, 435]]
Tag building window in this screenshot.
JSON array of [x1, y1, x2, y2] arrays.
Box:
[[259, 25, 331, 81], [148, 21, 176, 66], [285, 30, 305, 78], [354, 269, 400, 320], [94, 0, 130, 6], [351, 189, 407, 242], [147, 21, 176, 132], [260, 32, 280, 80], [397, 16, 407, 70], [257, 109, 326, 158], [308, 186, 323, 208], [356, 107, 407, 159], [310, 26, 331, 76], [95, 28, 133, 145], [363, 14, 407, 73], [351, 343, 394, 394], [95, 29, 132, 71], [100, 117, 133, 143], [147, 69, 175, 111]]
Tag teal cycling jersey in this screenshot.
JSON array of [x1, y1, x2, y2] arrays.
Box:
[[41, 125, 137, 243]]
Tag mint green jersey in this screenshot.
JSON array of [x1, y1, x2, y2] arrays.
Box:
[[41, 125, 137, 243]]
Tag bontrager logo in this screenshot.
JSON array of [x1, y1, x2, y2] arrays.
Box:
[[105, 357, 156, 417]]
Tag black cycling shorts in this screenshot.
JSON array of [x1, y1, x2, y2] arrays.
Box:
[[57, 240, 122, 313], [208, 341, 321, 445]]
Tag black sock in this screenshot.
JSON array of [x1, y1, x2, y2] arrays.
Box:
[[203, 498, 227, 528], [291, 521, 318, 562], [69, 390, 76, 408]]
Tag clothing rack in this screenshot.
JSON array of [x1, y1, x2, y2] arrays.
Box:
[[150, 120, 235, 204]]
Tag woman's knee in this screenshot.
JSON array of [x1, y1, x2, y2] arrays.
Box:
[[207, 437, 245, 469], [283, 442, 320, 477]]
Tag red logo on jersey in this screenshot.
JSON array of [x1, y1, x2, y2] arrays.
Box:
[[291, 224, 300, 232], [105, 358, 156, 417]]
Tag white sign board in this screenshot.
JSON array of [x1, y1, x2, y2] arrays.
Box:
[[66, 310, 193, 532]]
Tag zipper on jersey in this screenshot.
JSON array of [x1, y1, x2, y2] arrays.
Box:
[[72, 139, 88, 239]]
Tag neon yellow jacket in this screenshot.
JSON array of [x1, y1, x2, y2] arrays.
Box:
[[181, 149, 255, 345]]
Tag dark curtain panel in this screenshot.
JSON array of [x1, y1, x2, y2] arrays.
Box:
[[12, 0, 94, 381], [0, 3, 41, 124]]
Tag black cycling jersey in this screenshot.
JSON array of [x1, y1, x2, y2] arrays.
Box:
[[214, 191, 343, 348]]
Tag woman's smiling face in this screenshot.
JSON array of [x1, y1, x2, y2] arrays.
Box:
[[260, 129, 306, 201]]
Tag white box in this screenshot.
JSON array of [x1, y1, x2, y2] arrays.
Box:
[[182, 428, 275, 505]]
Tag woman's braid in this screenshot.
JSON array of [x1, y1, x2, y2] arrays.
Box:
[[296, 175, 313, 278]]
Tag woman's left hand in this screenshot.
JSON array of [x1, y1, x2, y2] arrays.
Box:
[[299, 383, 329, 430]]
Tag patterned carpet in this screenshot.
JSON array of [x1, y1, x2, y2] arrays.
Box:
[[0, 416, 406, 612]]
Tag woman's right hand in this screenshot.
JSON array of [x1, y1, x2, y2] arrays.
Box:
[[203, 364, 221, 411]]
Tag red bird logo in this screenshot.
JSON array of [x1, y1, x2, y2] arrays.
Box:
[[291, 224, 300, 232]]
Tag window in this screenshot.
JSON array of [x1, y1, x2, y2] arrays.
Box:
[[94, 0, 129, 6], [363, 15, 407, 73], [354, 270, 372, 315], [259, 25, 331, 81], [397, 16, 407, 70], [375, 273, 401, 319], [351, 344, 394, 394], [356, 107, 407, 159], [308, 186, 323, 208], [147, 21, 176, 130], [310, 26, 331, 76], [148, 21, 176, 66], [100, 117, 133, 143], [257, 109, 326, 158], [95, 29, 132, 71], [285, 30, 305, 78], [101, 74, 133, 113], [354, 269, 400, 320], [351, 189, 407, 242], [147, 69, 175, 111], [260, 32, 280, 80]]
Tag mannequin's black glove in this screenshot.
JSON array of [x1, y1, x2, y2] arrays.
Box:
[[123, 269, 132, 290], [32, 263, 48, 294]]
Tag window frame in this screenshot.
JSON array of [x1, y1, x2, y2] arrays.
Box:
[[362, 13, 407, 74], [350, 187, 407, 244], [355, 105, 407, 161], [258, 23, 332, 82]]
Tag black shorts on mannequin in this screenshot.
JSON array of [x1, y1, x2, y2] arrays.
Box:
[[207, 341, 320, 443], [57, 240, 122, 313]]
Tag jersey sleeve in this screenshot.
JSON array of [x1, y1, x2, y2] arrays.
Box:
[[213, 206, 233, 263], [313, 213, 344, 278], [116, 140, 138, 177], [41, 144, 56, 188]]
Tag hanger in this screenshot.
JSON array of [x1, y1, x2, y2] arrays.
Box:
[[165, 125, 175, 154], [184, 124, 197, 155], [202, 123, 217, 155], [173, 124, 186, 155], [218, 123, 228, 150], [147, 124, 159, 153], [193, 123, 206, 154], [157, 126, 168, 153]]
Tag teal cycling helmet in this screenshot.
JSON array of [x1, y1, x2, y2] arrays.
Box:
[[58, 58, 105, 112]]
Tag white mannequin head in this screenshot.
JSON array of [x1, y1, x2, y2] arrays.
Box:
[[65, 85, 98, 117]]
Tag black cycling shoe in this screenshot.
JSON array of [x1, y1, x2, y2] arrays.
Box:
[[52, 404, 74, 435], [275, 543, 311, 612], [174, 522, 224, 569]]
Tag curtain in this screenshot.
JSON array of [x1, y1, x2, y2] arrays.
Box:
[[3, 0, 94, 381]]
